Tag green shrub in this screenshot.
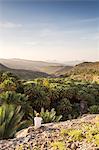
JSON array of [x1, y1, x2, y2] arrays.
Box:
[[68, 129, 83, 141], [57, 98, 72, 120], [0, 91, 31, 119], [34, 108, 62, 123], [85, 124, 99, 144], [61, 128, 71, 137], [51, 141, 66, 150], [60, 122, 99, 146], [61, 128, 83, 142], [89, 105, 99, 114], [94, 134, 99, 146], [0, 104, 28, 139]]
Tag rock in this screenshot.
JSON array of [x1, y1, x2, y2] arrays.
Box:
[[71, 143, 77, 150], [28, 126, 34, 133], [67, 142, 71, 148], [76, 141, 79, 147], [41, 142, 47, 150], [15, 128, 28, 138]]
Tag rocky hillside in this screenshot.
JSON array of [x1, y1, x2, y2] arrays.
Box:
[[0, 114, 99, 150], [67, 62, 99, 75], [63, 62, 99, 82]]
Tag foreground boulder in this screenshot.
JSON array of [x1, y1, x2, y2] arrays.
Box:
[[0, 114, 99, 150]]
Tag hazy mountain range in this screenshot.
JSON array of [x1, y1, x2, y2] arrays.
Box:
[[0, 58, 99, 80], [0, 58, 73, 75], [0, 63, 49, 79]]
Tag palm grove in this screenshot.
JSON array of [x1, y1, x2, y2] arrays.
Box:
[[0, 71, 99, 139]]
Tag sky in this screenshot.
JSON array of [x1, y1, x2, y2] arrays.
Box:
[[0, 0, 99, 62]]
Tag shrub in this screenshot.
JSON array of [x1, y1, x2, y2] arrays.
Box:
[[82, 122, 99, 146], [0, 104, 28, 139], [61, 128, 71, 137], [89, 105, 99, 114], [34, 108, 62, 123], [51, 141, 66, 150], [57, 98, 72, 120], [28, 108, 62, 124], [0, 91, 31, 119], [68, 129, 83, 142], [61, 128, 83, 142], [94, 134, 99, 146]]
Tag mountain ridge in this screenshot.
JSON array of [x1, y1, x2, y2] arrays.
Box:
[[0, 63, 50, 79], [0, 58, 72, 75], [0, 59, 99, 79]]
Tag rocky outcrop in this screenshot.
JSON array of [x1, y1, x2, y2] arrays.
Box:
[[0, 114, 99, 150]]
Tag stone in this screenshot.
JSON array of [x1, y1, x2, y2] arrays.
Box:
[[71, 143, 77, 150], [15, 128, 28, 138], [41, 142, 47, 150], [28, 126, 34, 133]]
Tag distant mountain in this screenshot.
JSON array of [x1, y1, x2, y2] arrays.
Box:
[[0, 58, 62, 71], [0, 63, 8, 70], [0, 59, 98, 81], [63, 60, 84, 66], [45, 60, 84, 66], [0, 58, 72, 75], [0, 63, 50, 80]]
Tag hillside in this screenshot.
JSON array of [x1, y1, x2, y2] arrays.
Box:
[[69, 61, 99, 74], [73, 62, 99, 71], [40, 65, 73, 75], [0, 63, 50, 79], [0, 58, 63, 71], [0, 59, 99, 80], [0, 114, 99, 150], [55, 66, 73, 75], [63, 62, 99, 81], [0, 63, 8, 70], [0, 58, 72, 75]]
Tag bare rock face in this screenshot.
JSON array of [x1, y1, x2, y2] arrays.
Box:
[[0, 114, 99, 150]]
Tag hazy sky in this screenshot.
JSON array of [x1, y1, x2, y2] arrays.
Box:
[[0, 0, 99, 62]]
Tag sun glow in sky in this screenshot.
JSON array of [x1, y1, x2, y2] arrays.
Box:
[[0, 0, 99, 62]]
